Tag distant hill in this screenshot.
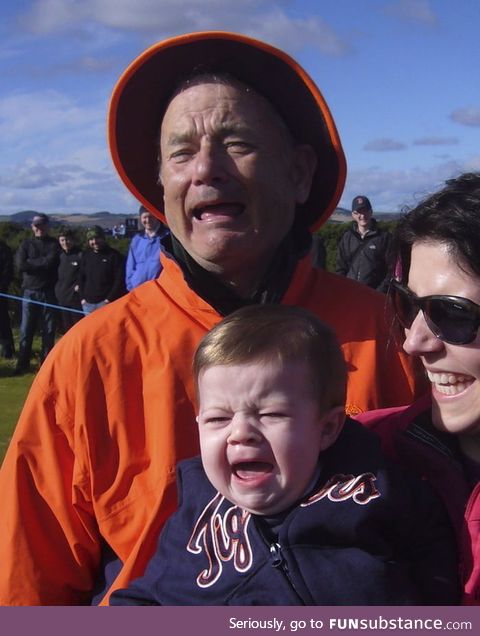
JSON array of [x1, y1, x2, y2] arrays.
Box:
[[329, 207, 350, 223], [1, 206, 401, 228], [2, 210, 137, 229], [329, 207, 401, 223]]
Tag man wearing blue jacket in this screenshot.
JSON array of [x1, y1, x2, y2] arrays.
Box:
[[125, 206, 169, 290]]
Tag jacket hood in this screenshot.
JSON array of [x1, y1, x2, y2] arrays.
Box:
[[108, 31, 346, 233]]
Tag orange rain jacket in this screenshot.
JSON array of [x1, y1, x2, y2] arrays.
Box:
[[0, 253, 424, 605]]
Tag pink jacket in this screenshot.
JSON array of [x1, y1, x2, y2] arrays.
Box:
[[357, 396, 480, 605]]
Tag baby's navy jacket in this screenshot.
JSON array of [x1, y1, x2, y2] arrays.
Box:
[[110, 418, 459, 606]]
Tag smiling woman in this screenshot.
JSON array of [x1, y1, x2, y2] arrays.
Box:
[[357, 171, 480, 605]]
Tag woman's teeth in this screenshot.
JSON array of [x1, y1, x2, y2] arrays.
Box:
[[427, 370, 474, 395]]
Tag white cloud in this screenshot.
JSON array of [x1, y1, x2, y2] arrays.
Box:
[[16, 0, 350, 57], [0, 90, 98, 143], [245, 10, 350, 56], [464, 155, 480, 171], [0, 160, 73, 189], [384, 0, 438, 26], [0, 157, 136, 215], [450, 107, 480, 127], [0, 87, 122, 215], [364, 138, 407, 152], [413, 137, 458, 146], [341, 160, 466, 213], [0, 89, 106, 174]]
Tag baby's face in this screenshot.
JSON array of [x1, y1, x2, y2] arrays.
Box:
[[196, 359, 342, 515]]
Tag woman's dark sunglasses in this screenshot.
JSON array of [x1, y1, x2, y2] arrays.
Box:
[[389, 279, 480, 345]]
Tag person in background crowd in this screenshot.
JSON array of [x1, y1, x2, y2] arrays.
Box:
[[336, 195, 392, 292], [0, 32, 424, 605], [14, 213, 60, 374], [0, 238, 15, 359], [125, 205, 170, 290], [357, 173, 480, 604], [79, 225, 126, 315], [55, 228, 83, 333]]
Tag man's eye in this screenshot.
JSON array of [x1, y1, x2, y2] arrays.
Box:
[[170, 149, 193, 162], [225, 141, 252, 153]]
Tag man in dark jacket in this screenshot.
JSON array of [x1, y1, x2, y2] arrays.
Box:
[[336, 195, 392, 292], [55, 229, 83, 333], [79, 226, 126, 315], [0, 239, 14, 359], [15, 213, 60, 374]]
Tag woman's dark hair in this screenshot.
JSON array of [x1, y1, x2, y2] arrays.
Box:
[[394, 172, 480, 282]]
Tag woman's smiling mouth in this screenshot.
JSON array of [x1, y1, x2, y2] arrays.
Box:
[[427, 370, 475, 396]]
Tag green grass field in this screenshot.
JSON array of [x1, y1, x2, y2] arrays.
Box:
[[0, 336, 40, 464], [0, 364, 35, 463]]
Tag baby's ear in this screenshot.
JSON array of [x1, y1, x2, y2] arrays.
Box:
[[318, 406, 345, 451]]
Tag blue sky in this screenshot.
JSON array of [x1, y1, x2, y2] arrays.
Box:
[[1, 0, 479, 216]]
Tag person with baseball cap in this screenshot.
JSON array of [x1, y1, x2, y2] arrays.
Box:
[[0, 32, 425, 605], [79, 226, 126, 315], [336, 195, 392, 292], [14, 212, 60, 374]]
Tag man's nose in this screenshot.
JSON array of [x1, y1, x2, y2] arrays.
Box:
[[192, 140, 228, 185], [403, 310, 444, 356], [227, 414, 262, 445]]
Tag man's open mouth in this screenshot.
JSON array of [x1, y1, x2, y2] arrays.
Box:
[[193, 203, 244, 221]]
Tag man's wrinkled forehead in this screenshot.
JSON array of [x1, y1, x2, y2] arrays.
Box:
[[160, 74, 294, 145]]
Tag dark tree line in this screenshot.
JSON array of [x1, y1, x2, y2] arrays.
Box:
[[0, 222, 131, 322], [0, 219, 399, 322]]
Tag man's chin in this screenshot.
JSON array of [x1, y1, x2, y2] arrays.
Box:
[[190, 235, 259, 267]]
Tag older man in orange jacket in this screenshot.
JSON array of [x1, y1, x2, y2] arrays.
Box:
[[0, 32, 425, 605]]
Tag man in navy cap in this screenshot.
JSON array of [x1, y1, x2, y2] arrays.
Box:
[[336, 195, 392, 292], [14, 213, 60, 374]]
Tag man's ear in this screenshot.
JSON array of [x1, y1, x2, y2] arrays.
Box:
[[318, 406, 345, 452], [292, 144, 317, 205]]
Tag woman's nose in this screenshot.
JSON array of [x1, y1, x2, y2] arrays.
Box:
[[403, 310, 445, 356]]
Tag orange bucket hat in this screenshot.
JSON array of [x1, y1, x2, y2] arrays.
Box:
[[108, 31, 346, 231]]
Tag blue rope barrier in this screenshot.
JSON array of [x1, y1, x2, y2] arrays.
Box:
[[0, 291, 85, 315]]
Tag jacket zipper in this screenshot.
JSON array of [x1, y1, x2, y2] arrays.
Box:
[[269, 542, 305, 604]]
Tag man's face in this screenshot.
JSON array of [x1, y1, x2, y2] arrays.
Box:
[[352, 207, 372, 230], [32, 219, 49, 237], [197, 359, 341, 515], [159, 82, 315, 284], [88, 236, 105, 252], [140, 211, 160, 233]]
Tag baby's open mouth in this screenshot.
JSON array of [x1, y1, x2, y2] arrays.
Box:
[[233, 462, 273, 479]]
